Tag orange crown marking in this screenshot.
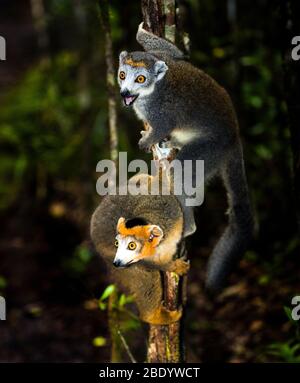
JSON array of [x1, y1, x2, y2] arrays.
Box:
[[117, 218, 151, 239], [124, 58, 146, 68]]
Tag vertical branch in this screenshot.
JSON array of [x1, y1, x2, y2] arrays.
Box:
[[164, 0, 176, 42], [143, 0, 187, 363], [98, 0, 121, 362], [141, 0, 164, 37], [107, 288, 122, 363], [98, 0, 119, 164], [176, 1, 190, 55], [227, 0, 240, 98], [30, 0, 49, 53]]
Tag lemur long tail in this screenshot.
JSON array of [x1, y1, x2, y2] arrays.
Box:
[[206, 142, 254, 292], [136, 22, 184, 59]]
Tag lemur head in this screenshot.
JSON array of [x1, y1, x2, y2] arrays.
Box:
[[118, 51, 168, 106], [113, 217, 164, 267]]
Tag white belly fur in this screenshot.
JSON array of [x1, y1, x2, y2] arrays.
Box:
[[171, 128, 201, 147], [133, 102, 147, 121]]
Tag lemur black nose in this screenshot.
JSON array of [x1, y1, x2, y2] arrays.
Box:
[[120, 89, 131, 98], [113, 260, 121, 267]]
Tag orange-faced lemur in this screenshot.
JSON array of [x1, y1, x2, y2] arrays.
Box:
[[117, 23, 254, 291], [91, 174, 189, 325]]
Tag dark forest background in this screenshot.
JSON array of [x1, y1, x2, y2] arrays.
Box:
[[0, 0, 299, 362]]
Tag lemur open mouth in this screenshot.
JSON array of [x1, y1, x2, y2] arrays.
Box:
[[123, 94, 138, 106]]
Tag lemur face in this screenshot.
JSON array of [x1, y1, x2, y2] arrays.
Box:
[[113, 234, 143, 267], [118, 51, 168, 107], [113, 217, 164, 268]]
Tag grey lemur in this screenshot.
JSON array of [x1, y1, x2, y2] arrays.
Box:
[[117, 23, 254, 291], [91, 174, 188, 325]]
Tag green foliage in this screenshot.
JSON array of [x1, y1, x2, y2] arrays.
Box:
[[284, 306, 294, 323], [264, 306, 300, 362], [50, 0, 73, 16], [98, 284, 140, 328], [95, 284, 140, 353], [284, 303, 300, 339], [98, 284, 116, 310], [266, 341, 300, 363], [92, 336, 107, 347], [63, 243, 94, 274], [0, 54, 75, 207], [98, 284, 136, 320], [0, 50, 109, 210]]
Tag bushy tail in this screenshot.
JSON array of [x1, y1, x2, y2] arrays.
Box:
[[206, 143, 254, 292], [136, 22, 185, 59]]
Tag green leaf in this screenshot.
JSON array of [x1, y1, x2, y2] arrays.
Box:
[[99, 284, 115, 301], [284, 306, 293, 322], [98, 302, 107, 311], [93, 336, 106, 347], [119, 294, 127, 307], [255, 144, 273, 160], [118, 293, 134, 307], [258, 274, 270, 285]]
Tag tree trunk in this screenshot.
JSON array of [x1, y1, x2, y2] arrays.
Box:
[[98, 0, 119, 165], [142, 0, 187, 363], [147, 242, 187, 363], [141, 0, 164, 37], [30, 0, 49, 53], [98, 0, 121, 362]]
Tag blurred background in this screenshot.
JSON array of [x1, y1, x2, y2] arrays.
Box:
[[0, 0, 299, 362]]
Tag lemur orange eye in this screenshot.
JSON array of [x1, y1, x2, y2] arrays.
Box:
[[119, 71, 126, 80], [136, 75, 146, 83], [114, 240, 119, 247], [128, 242, 137, 250]]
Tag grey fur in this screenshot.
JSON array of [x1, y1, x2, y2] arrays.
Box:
[[136, 22, 185, 60], [117, 24, 254, 291]]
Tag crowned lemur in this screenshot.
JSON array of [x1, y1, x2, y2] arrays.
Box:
[[91, 173, 187, 325], [117, 23, 254, 291]]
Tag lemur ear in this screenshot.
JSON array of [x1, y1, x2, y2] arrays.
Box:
[[117, 217, 126, 232], [154, 60, 168, 81], [119, 51, 128, 64], [148, 225, 164, 246]]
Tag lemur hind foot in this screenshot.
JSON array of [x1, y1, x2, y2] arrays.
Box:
[[168, 258, 190, 276], [141, 303, 182, 325]]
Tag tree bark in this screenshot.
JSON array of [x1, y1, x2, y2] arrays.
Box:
[[279, 0, 300, 230], [164, 0, 176, 42], [142, 0, 187, 363], [30, 0, 49, 53], [141, 0, 164, 37], [98, 0, 121, 362], [98, 0, 119, 164]]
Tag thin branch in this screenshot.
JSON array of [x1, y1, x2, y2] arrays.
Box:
[[98, 0, 119, 164], [176, 1, 190, 55], [164, 0, 176, 42], [98, 0, 121, 362], [30, 0, 49, 53], [118, 330, 137, 363], [141, 0, 164, 37]]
